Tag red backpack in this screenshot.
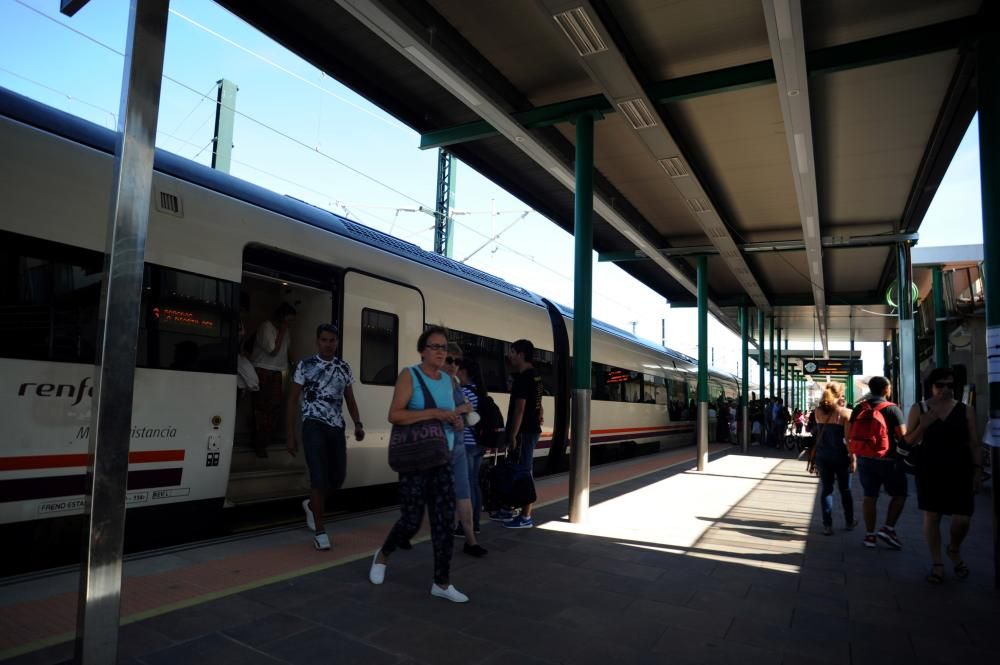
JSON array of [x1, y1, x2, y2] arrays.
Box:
[[848, 401, 893, 458]]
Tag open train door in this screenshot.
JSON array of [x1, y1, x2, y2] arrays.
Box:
[[341, 270, 424, 487]]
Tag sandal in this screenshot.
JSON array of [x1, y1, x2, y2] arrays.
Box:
[[925, 563, 944, 584], [946, 547, 970, 579]]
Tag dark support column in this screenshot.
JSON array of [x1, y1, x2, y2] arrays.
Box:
[[697, 255, 709, 471], [210, 78, 237, 173], [776, 327, 783, 408], [769, 317, 775, 400], [932, 266, 949, 368], [74, 1, 169, 663], [890, 329, 900, 399], [740, 305, 750, 453], [758, 310, 766, 410], [569, 113, 594, 524], [977, 18, 1000, 588], [897, 242, 916, 412], [848, 337, 856, 404]]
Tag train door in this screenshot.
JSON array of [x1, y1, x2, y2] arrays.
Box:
[[341, 270, 424, 488], [228, 247, 339, 504]]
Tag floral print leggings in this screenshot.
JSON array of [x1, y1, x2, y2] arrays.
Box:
[[382, 463, 456, 585]]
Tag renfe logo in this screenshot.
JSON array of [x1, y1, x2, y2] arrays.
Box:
[[18, 376, 93, 406]]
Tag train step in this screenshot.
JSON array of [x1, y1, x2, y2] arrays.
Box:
[[226, 467, 308, 504]]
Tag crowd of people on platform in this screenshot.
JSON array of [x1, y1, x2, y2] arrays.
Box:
[[248, 310, 544, 605]]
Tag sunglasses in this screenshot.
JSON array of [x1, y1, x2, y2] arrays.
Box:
[[445, 356, 462, 365], [424, 343, 448, 352], [933, 381, 954, 389]]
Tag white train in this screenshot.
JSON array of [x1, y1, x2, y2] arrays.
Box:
[[0, 87, 739, 529]]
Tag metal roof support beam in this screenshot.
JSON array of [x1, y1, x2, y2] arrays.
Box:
[[332, 0, 731, 321], [539, 0, 770, 313], [597, 231, 919, 262], [763, 0, 828, 353], [420, 16, 974, 150]]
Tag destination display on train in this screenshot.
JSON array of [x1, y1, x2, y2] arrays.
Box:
[[801, 359, 863, 376]]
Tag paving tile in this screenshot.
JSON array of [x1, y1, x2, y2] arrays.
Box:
[[140, 633, 283, 665], [552, 604, 668, 651], [263, 626, 398, 665], [367, 617, 496, 665], [630, 598, 733, 638], [0, 641, 74, 665], [687, 589, 792, 628], [284, 592, 399, 640], [221, 611, 315, 649], [576, 555, 664, 581], [135, 595, 275, 643], [117, 620, 177, 660]]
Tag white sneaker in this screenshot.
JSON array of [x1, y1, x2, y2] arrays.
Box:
[[430, 584, 469, 603], [303, 499, 315, 531], [313, 532, 330, 550], [369, 549, 386, 585]]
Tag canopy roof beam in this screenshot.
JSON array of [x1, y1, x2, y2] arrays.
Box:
[[332, 0, 731, 322], [763, 0, 828, 352], [538, 0, 769, 312], [420, 15, 975, 150]]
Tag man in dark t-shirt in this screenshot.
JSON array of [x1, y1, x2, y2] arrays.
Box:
[[847, 376, 907, 550], [500, 338, 542, 529]]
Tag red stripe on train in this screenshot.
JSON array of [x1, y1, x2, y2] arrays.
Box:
[[0, 450, 186, 471]]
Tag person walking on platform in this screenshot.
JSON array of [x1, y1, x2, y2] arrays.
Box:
[[847, 376, 907, 550], [811, 383, 856, 535], [901, 368, 982, 583], [250, 303, 296, 457], [369, 327, 469, 603], [444, 344, 487, 557], [494, 339, 543, 529], [286, 324, 363, 551]]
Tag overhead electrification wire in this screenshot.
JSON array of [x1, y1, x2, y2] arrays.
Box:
[[0, 65, 117, 127]]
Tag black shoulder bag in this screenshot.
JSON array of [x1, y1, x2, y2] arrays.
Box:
[[387, 369, 451, 473]]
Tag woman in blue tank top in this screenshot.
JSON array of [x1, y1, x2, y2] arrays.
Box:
[[368, 326, 470, 604], [812, 383, 857, 535]]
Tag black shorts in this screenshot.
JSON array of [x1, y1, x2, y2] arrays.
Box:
[[302, 419, 347, 490]]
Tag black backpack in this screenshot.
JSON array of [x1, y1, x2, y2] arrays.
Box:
[[473, 394, 505, 448]]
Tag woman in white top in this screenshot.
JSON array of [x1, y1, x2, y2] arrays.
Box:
[[250, 303, 296, 458]]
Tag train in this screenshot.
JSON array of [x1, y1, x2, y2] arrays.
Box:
[[0, 86, 740, 534]]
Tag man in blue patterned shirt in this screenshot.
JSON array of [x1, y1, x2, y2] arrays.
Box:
[[286, 323, 363, 550]]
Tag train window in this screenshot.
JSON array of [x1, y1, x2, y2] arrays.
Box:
[[444, 328, 507, 393], [360, 308, 398, 385], [139, 265, 238, 374], [592, 363, 642, 402], [0, 232, 103, 363], [533, 349, 556, 396], [643, 374, 665, 405]]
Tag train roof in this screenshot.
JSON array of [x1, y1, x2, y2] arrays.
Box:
[[0, 87, 541, 307]]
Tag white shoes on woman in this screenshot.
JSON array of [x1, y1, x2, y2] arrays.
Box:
[[431, 584, 469, 603], [369, 548, 469, 602], [369, 549, 386, 585]]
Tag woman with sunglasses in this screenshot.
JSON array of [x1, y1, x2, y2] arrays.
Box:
[[443, 345, 487, 556], [369, 326, 469, 602], [902, 367, 982, 583]]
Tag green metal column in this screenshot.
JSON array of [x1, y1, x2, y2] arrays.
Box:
[[697, 255, 709, 470], [433, 149, 456, 257], [784, 337, 790, 407], [211, 78, 237, 173], [740, 305, 750, 453], [776, 327, 783, 407], [897, 242, 916, 412], [890, 329, 900, 399], [932, 266, 949, 368], [976, 17, 1000, 588], [769, 317, 775, 400], [758, 310, 766, 407], [848, 337, 856, 405], [569, 113, 593, 524]]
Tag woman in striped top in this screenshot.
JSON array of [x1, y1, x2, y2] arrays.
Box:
[[457, 358, 488, 537]]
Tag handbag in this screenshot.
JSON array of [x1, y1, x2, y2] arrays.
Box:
[[896, 402, 925, 474], [387, 368, 451, 473]]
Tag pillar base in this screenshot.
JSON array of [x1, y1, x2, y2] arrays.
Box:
[[569, 389, 591, 523], [697, 402, 709, 471]]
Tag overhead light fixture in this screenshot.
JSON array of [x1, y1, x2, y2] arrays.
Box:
[[553, 7, 608, 56], [687, 198, 710, 214], [658, 156, 689, 178], [404, 45, 483, 107], [794, 132, 808, 174], [617, 98, 657, 129]]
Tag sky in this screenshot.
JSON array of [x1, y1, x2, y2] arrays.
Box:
[[0, 0, 984, 386]]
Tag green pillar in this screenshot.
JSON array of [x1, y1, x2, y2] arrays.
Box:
[[776, 327, 783, 406], [977, 16, 1000, 588], [697, 255, 709, 470], [211, 78, 237, 173], [569, 113, 594, 523], [740, 305, 749, 452], [769, 317, 775, 400], [890, 329, 900, 399], [932, 266, 949, 368], [758, 310, 766, 405], [848, 337, 856, 404]]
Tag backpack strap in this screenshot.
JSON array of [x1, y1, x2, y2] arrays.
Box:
[[409, 366, 438, 409]]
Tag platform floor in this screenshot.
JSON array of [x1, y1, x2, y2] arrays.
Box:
[[3, 445, 998, 665]]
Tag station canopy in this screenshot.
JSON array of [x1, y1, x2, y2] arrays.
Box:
[[216, 0, 981, 350]]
